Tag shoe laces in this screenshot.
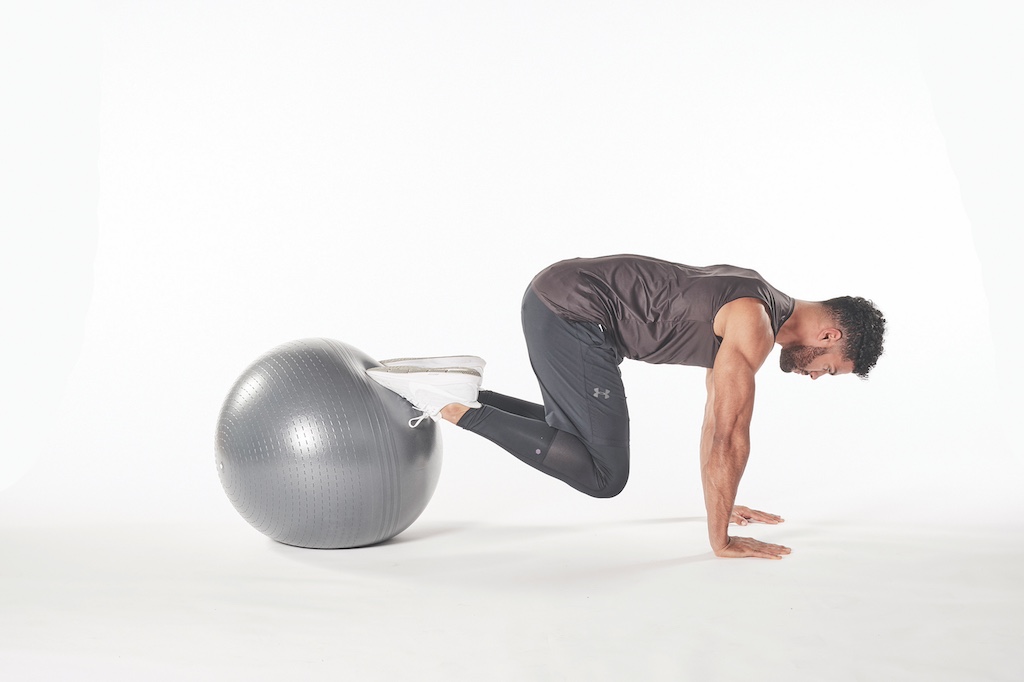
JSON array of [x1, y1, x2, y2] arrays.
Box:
[[409, 410, 444, 428]]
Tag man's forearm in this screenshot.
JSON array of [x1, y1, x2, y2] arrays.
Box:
[[701, 438, 750, 550]]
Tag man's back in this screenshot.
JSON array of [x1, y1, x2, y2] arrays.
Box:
[[530, 254, 795, 367]]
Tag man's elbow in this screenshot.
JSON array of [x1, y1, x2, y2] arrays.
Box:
[[710, 425, 750, 455]]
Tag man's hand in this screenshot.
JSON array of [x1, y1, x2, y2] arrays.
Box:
[[714, 536, 792, 560], [730, 505, 784, 526]]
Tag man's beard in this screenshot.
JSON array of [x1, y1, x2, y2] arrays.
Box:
[[779, 345, 828, 373]]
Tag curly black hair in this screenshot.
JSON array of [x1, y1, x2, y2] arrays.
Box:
[[822, 296, 886, 378]]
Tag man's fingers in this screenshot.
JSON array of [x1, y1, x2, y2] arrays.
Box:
[[751, 539, 791, 558], [730, 511, 750, 526], [717, 537, 793, 559], [746, 509, 784, 524], [755, 549, 789, 559]]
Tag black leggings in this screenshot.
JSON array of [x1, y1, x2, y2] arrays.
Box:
[[455, 289, 630, 498]]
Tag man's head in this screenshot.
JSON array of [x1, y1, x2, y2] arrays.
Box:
[[781, 296, 886, 379]]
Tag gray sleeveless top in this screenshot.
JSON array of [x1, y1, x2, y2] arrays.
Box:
[[531, 254, 795, 367]]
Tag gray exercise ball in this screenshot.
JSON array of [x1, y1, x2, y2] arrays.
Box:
[[215, 338, 442, 549]]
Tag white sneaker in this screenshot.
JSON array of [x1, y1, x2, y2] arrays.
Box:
[[379, 355, 486, 377], [366, 365, 482, 427]]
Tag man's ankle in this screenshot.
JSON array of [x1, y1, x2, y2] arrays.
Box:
[[441, 403, 472, 424]]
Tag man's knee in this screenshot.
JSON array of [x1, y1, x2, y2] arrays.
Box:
[[583, 466, 629, 498]]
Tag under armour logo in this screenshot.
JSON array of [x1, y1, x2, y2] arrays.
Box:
[[593, 387, 610, 399]]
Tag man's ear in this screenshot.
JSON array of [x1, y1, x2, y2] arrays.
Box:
[[819, 327, 843, 344]]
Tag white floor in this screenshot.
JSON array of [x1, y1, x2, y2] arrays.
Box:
[[2, 517, 1021, 681]]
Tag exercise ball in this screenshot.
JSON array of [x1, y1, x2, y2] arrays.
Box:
[[215, 338, 442, 548]]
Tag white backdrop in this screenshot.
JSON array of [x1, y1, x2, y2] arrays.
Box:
[[2, 1, 1021, 531]]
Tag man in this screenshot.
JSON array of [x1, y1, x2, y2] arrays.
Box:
[[368, 254, 886, 559]]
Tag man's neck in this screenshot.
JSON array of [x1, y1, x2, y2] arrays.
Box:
[[776, 300, 820, 347]]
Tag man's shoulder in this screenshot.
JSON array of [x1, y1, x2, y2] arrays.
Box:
[[714, 298, 775, 357]]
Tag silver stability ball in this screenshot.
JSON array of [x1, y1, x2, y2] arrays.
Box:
[[215, 338, 442, 548]]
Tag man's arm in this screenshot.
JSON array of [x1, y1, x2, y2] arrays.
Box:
[[701, 299, 792, 559]]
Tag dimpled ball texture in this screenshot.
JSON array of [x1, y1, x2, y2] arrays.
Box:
[[215, 338, 442, 549]]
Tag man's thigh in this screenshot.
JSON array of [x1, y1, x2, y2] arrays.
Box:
[[521, 288, 629, 448]]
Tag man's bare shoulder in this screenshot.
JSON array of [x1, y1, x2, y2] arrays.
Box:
[[714, 297, 774, 336], [713, 298, 775, 367]]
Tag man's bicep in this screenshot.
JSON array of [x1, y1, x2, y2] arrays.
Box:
[[711, 345, 757, 430], [709, 301, 773, 435]]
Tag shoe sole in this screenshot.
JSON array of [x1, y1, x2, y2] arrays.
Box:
[[380, 356, 486, 373], [369, 365, 481, 377]]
